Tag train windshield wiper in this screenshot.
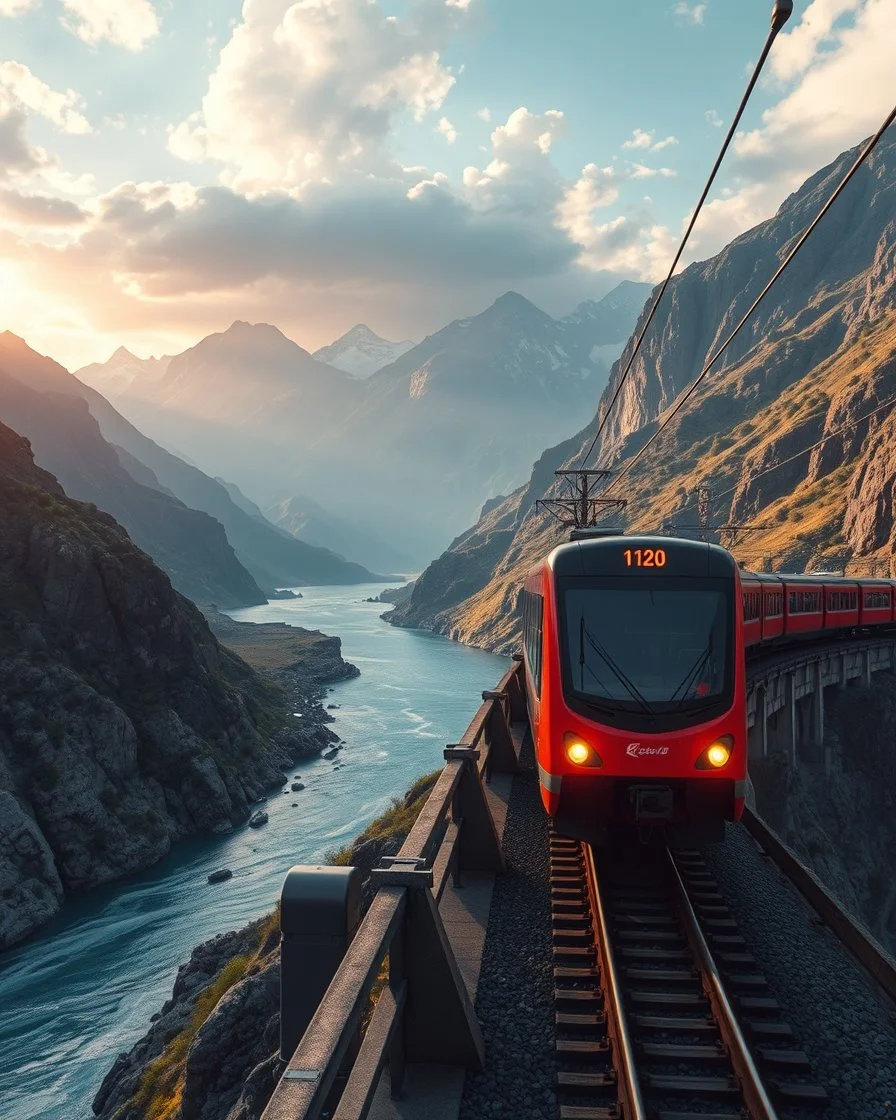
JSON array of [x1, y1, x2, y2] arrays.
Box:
[[578, 618, 655, 716], [669, 643, 713, 709]]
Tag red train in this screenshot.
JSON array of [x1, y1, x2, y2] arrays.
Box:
[[522, 533, 894, 845]]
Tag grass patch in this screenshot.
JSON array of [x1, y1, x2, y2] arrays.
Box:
[[325, 769, 442, 865]]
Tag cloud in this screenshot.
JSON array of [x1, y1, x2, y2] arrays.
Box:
[[169, 0, 470, 192], [705, 108, 723, 128], [622, 127, 679, 154], [0, 0, 37, 15], [437, 116, 457, 143], [0, 107, 47, 180], [672, 2, 706, 24], [0, 189, 87, 226], [628, 163, 676, 179], [0, 62, 92, 135], [622, 128, 653, 151], [58, 0, 160, 50], [770, 0, 861, 81], [476, 106, 491, 122]]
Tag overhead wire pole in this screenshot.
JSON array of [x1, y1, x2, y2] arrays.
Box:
[[603, 100, 896, 501], [577, 0, 795, 472]]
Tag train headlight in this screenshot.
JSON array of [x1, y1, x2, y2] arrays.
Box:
[[564, 733, 602, 767], [696, 736, 733, 770]]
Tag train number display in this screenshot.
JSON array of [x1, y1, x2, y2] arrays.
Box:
[[624, 548, 667, 568]]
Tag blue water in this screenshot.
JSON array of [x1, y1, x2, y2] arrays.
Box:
[[0, 585, 508, 1120]]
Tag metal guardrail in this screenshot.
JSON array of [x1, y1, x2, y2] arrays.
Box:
[[262, 659, 527, 1120], [742, 807, 896, 1003]]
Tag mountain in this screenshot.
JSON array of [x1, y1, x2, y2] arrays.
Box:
[[77, 321, 361, 503], [76, 345, 171, 400], [1, 333, 385, 590], [389, 128, 896, 651], [0, 358, 266, 609], [74, 285, 648, 561], [265, 492, 415, 575], [0, 422, 306, 948], [312, 323, 415, 378], [559, 280, 653, 369]]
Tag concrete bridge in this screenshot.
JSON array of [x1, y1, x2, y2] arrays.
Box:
[[747, 637, 896, 775]]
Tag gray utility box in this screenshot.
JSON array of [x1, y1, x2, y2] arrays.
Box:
[[280, 864, 363, 1062]]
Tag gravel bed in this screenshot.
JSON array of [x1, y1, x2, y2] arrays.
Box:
[[459, 741, 557, 1120], [704, 821, 896, 1120]]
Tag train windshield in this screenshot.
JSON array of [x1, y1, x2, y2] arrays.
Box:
[[560, 579, 732, 718]]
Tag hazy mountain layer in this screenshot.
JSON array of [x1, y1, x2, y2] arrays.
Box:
[[77, 284, 648, 560], [0, 364, 266, 609], [389, 130, 896, 651], [266, 492, 415, 575], [0, 333, 384, 592]]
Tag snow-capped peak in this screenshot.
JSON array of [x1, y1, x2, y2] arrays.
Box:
[[313, 324, 415, 378]]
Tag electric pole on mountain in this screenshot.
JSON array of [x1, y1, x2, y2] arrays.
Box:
[[536, 469, 627, 529]]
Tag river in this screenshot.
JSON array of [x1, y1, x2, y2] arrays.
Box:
[[0, 585, 508, 1120]]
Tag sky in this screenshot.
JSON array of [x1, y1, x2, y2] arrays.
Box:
[[0, 0, 892, 369]]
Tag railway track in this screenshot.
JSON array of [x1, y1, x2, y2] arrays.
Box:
[[550, 834, 829, 1120]]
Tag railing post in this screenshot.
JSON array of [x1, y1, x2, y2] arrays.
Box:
[[280, 865, 363, 1063], [444, 747, 505, 875], [481, 691, 520, 776]]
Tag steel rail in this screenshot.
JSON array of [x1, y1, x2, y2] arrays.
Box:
[[582, 843, 648, 1120], [741, 807, 896, 1005], [667, 849, 780, 1120]]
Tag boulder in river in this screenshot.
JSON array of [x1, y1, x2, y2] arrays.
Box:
[[291, 782, 305, 791], [322, 748, 339, 760], [248, 810, 268, 828], [207, 868, 233, 884]]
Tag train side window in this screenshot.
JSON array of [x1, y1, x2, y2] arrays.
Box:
[[522, 589, 544, 696]]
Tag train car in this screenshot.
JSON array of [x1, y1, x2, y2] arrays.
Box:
[[740, 572, 784, 647], [822, 579, 859, 629], [858, 580, 893, 628], [781, 577, 825, 635], [522, 534, 747, 846]]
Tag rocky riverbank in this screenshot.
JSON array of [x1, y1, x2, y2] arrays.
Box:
[[92, 771, 438, 1120]]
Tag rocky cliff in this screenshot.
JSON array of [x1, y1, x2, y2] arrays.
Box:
[[0, 424, 338, 949], [390, 128, 896, 651]]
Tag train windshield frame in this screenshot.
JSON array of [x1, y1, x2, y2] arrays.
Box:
[[556, 574, 735, 730]]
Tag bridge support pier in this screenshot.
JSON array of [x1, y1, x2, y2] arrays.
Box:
[[748, 685, 767, 762], [766, 673, 796, 765]]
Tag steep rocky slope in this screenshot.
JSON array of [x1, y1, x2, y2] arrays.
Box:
[[0, 369, 266, 609], [390, 129, 896, 651], [1, 332, 383, 590], [0, 424, 323, 948]]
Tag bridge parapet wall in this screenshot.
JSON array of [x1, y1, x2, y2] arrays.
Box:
[[746, 638, 896, 775]]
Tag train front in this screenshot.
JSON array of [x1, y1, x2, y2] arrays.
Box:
[[540, 535, 747, 845]]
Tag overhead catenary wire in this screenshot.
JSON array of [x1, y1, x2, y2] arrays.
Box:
[[578, 0, 795, 471], [634, 389, 896, 534], [604, 100, 896, 500]]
